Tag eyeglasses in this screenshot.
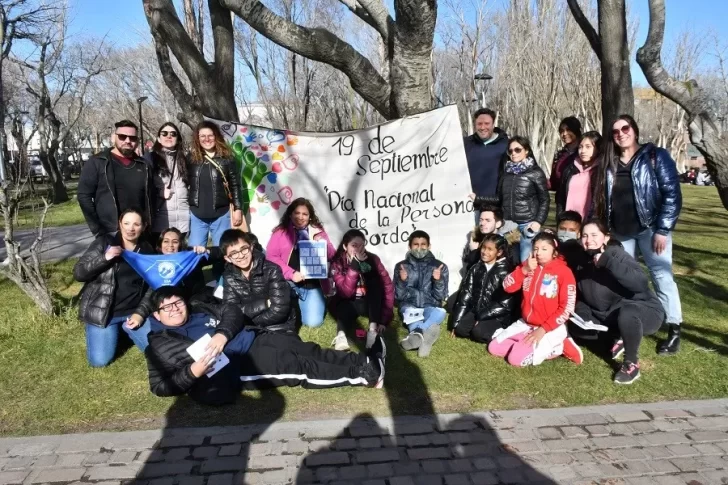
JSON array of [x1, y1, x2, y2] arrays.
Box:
[[160, 130, 178, 138], [227, 246, 252, 259], [116, 133, 139, 143], [158, 299, 185, 313], [612, 125, 631, 137], [508, 147, 524, 155]]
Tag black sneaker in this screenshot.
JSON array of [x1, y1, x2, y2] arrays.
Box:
[[611, 339, 625, 360], [614, 361, 640, 385]]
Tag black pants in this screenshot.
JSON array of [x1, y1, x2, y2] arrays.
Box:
[[453, 312, 510, 343], [239, 333, 368, 390], [332, 296, 382, 333], [574, 301, 664, 363]]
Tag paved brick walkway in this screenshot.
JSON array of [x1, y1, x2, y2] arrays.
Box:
[[3, 399, 728, 485]]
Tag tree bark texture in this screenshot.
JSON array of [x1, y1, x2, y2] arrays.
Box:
[[637, 0, 728, 209], [143, 0, 238, 126]]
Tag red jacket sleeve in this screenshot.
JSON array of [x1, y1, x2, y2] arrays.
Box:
[[542, 266, 576, 332], [374, 255, 395, 326], [331, 257, 360, 299], [503, 265, 526, 294]]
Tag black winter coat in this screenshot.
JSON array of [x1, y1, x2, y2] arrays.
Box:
[[451, 258, 516, 327], [145, 302, 246, 405], [188, 156, 243, 211], [77, 149, 154, 237], [223, 252, 296, 333], [73, 233, 154, 327], [393, 252, 448, 309], [572, 245, 664, 323], [476, 163, 549, 225]]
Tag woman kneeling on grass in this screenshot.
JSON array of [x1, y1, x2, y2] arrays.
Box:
[[73, 208, 155, 367], [488, 232, 583, 367], [450, 234, 518, 343], [329, 229, 394, 351], [574, 220, 665, 384]]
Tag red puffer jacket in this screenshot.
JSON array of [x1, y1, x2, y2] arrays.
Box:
[[329, 252, 394, 326], [503, 256, 576, 332]]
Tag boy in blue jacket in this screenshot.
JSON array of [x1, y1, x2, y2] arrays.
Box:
[[393, 231, 449, 357]]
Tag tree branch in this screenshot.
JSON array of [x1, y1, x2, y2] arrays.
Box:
[[220, 0, 391, 118], [337, 0, 393, 42], [566, 0, 602, 61]]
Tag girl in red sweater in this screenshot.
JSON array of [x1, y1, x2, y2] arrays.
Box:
[[488, 232, 583, 367]]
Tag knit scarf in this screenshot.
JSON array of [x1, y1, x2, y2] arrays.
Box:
[[295, 226, 310, 244], [505, 156, 535, 175]]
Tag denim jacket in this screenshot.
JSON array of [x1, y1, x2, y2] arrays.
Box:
[[605, 143, 682, 236]]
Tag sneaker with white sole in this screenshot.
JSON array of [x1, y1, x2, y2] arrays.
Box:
[[614, 361, 640, 384], [611, 339, 625, 360], [332, 332, 350, 351], [364, 335, 386, 388], [562, 337, 584, 365], [366, 328, 378, 349], [400, 331, 424, 351]]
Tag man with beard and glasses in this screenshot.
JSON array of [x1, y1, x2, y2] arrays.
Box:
[[78, 120, 155, 238]]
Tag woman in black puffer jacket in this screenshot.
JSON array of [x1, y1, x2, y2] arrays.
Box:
[[476, 136, 549, 263], [450, 234, 518, 343], [73, 208, 155, 367]]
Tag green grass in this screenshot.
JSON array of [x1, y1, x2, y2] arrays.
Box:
[[12, 182, 86, 230], [1, 185, 727, 437]]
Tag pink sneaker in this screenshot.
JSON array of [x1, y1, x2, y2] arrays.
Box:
[[562, 337, 584, 365]]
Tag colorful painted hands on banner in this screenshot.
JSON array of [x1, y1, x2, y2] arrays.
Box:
[[219, 123, 300, 216]]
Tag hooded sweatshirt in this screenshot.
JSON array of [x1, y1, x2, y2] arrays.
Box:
[[503, 257, 576, 332]]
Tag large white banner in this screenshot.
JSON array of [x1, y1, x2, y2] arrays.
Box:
[[209, 105, 473, 293]]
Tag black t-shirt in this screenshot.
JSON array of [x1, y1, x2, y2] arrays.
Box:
[[191, 163, 229, 220], [611, 159, 642, 237], [113, 257, 146, 317], [111, 155, 147, 214]]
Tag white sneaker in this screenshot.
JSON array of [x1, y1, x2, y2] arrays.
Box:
[[366, 323, 378, 349], [332, 332, 350, 351]]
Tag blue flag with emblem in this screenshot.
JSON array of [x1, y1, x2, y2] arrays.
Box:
[[122, 250, 207, 290]]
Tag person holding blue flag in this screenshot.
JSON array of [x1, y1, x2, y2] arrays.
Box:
[[73, 208, 155, 367]]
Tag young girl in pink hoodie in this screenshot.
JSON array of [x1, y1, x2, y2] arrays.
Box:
[[556, 131, 602, 220]]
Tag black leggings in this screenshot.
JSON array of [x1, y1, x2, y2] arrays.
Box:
[[240, 333, 368, 389], [575, 301, 664, 363], [453, 312, 510, 343], [332, 297, 382, 333]]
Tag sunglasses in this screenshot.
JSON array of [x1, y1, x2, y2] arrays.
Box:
[[116, 133, 139, 143], [612, 125, 631, 137], [158, 299, 184, 313], [508, 147, 524, 155], [160, 130, 178, 138]]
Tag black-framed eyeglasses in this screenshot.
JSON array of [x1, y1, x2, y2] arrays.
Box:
[[116, 133, 139, 143], [158, 299, 185, 313], [160, 130, 178, 138], [227, 246, 251, 259]]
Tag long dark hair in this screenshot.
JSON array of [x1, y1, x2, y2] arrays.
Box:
[[579, 131, 602, 165], [157, 227, 185, 251], [191, 121, 233, 162], [152, 122, 188, 184], [593, 114, 640, 222], [274, 197, 323, 232], [334, 229, 367, 261]]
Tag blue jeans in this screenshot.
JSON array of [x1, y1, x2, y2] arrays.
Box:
[[402, 306, 447, 332], [188, 210, 231, 246], [189, 211, 231, 280], [615, 228, 682, 324], [518, 223, 537, 263], [289, 282, 327, 328], [85, 316, 151, 367]]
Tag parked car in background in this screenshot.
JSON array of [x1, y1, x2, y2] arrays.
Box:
[[30, 158, 46, 182]]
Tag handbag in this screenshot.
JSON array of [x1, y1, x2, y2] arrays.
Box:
[[204, 155, 245, 229]]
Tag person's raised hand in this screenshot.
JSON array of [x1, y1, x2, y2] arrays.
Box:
[[523, 252, 538, 275], [104, 246, 123, 261], [433, 264, 444, 281], [399, 266, 408, 281]]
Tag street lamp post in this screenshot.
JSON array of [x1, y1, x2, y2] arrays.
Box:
[[137, 96, 148, 155]]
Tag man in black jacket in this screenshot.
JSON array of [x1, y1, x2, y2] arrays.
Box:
[[78, 120, 154, 237], [221, 229, 297, 334], [145, 287, 386, 405], [464, 108, 508, 224]]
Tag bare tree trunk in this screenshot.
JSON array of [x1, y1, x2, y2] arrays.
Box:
[[567, 0, 634, 132], [637, 0, 728, 209]]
